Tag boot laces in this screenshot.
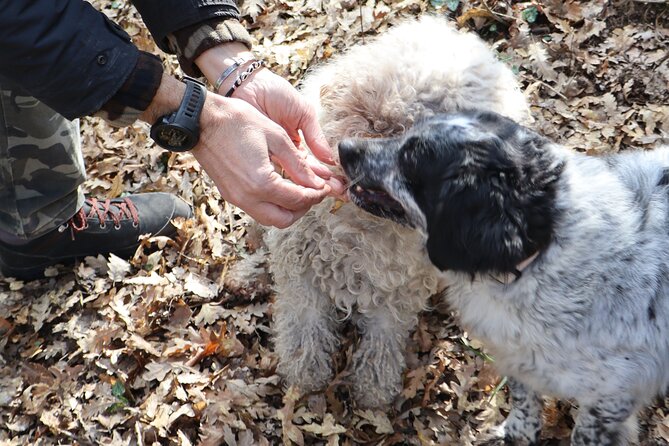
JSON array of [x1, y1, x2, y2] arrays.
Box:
[[60, 197, 140, 239]]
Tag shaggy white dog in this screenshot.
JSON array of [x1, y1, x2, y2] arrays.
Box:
[[338, 109, 669, 445], [265, 16, 529, 408]]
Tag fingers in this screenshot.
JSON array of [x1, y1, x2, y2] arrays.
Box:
[[245, 69, 335, 166], [240, 174, 325, 228], [325, 176, 347, 197], [288, 95, 334, 165], [296, 156, 346, 196], [267, 131, 329, 190], [265, 170, 331, 211], [248, 202, 306, 229], [304, 156, 335, 179], [300, 109, 335, 165], [265, 118, 339, 188]]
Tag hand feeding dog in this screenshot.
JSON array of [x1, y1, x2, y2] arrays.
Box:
[[338, 109, 669, 445], [265, 16, 530, 408]]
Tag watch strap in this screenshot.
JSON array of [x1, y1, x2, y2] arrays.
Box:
[[150, 76, 207, 152], [175, 76, 207, 133]]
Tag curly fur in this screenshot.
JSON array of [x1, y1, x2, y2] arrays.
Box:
[[338, 109, 669, 445], [265, 16, 529, 408]]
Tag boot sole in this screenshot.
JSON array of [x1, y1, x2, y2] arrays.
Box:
[[0, 246, 138, 281]]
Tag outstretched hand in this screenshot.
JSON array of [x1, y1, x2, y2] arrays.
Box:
[[226, 67, 345, 196], [192, 93, 335, 228], [187, 43, 346, 227], [228, 68, 333, 165]]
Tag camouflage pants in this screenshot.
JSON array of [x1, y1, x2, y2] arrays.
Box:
[[0, 85, 85, 240]]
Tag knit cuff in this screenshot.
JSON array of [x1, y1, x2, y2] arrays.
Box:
[[167, 18, 252, 77], [95, 51, 164, 127]]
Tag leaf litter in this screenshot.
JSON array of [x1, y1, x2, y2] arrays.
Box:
[[1, 0, 668, 445]]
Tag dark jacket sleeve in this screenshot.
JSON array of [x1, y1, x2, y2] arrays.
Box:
[[132, 0, 240, 53], [0, 1, 139, 120]]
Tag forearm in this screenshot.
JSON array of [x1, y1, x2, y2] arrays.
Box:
[[138, 73, 187, 126], [98, 15, 252, 127]]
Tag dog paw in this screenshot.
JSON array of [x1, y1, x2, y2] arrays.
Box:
[[350, 351, 403, 408], [277, 349, 334, 394], [486, 419, 540, 446], [352, 382, 398, 409], [474, 438, 506, 446]]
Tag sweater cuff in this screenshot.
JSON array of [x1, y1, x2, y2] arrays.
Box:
[[94, 51, 164, 127], [167, 18, 252, 77]]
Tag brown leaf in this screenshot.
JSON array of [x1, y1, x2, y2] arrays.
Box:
[[456, 7, 496, 28]]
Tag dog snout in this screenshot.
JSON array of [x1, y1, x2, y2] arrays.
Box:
[[338, 139, 366, 170]]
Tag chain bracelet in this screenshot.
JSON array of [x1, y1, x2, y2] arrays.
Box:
[[224, 60, 265, 98]]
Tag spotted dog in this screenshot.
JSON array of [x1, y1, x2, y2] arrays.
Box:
[[339, 109, 669, 445]]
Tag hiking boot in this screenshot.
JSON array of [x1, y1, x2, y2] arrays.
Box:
[[0, 193, 192, 280]]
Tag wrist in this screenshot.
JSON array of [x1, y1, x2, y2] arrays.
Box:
[[139, 73, 186, 125], [147, 76, 208, 152], [196, 42, 254, 92], [170, 19, 253, 77]]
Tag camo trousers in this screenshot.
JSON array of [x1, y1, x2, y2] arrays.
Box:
[[0, 85, 85, 240]]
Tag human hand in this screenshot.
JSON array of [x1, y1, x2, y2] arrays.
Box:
[[193, 93, 335, 228], [226, 68, 346, 195], [195, 44, 345, 197], [141, 74, 335, 228]]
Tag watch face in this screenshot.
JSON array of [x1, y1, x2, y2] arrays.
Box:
[[152, 122, 197, 152], [158, 126, 191, 149]]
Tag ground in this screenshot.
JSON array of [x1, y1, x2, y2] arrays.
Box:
[[0, 0, 668, 445]]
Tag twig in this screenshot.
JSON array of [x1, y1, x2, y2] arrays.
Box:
[[481, 0, 516, 22], [520, 73, 569, 101]]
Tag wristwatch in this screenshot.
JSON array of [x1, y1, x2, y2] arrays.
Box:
[[150, 76, 207, 152]]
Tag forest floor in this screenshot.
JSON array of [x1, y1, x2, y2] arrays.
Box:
[[0, 0, 668, 445]]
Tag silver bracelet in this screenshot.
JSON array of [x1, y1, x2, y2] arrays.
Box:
[[213, 57, 247, 93], [224, 60, 264, 97]]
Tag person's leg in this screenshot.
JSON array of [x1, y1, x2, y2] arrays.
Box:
[[0, 85, 192, 280], [0, 86, 85, 240]]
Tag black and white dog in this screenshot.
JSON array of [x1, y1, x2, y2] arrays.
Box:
[[339, 110, 669, 445]]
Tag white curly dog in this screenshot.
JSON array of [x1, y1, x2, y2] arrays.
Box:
[[265, 16, 529, 408]]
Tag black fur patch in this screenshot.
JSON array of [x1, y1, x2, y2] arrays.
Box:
[[400, 111, 565, 274]]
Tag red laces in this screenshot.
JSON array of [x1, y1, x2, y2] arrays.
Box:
[[65, 198, 140, 237]]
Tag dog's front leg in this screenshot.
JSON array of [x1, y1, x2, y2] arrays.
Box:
[[494, 378, 543, 446], [571, 397, 638, 446], [350, 308, 411, 408], [273, 274, 339, 394]]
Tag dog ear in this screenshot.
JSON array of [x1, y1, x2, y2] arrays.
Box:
[[424, 173, 531, 273]]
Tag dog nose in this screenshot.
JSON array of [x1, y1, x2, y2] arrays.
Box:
[[338, 139, 363, 168]]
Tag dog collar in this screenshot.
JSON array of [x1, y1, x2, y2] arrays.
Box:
[[490, 251, 540, 285]]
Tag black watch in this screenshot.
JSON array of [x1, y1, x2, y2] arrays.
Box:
[[150, 76, 207, 152]]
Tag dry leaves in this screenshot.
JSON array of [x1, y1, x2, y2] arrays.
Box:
[[0, 1, 668, 445]]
